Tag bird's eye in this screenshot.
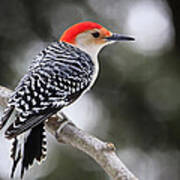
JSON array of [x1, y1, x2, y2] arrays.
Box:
[[92, 32, 100, 38]]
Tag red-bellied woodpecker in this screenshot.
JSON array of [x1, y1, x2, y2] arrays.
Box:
[[0, 21, 134, 178]]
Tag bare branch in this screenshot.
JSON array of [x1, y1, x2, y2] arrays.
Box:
[[0, 85, 138, 180]]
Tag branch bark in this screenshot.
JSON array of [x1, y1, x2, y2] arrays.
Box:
[[0, 85, 138, 180]]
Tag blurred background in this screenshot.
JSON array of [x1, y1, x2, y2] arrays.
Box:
[[0, 0, 180, 179]]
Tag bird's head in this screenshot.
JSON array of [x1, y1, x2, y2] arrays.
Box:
[[59, 21, 134, 57]]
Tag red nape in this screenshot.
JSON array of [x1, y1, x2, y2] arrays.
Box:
[[60, 21, 102, 44]]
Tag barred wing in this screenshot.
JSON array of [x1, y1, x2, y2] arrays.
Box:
[[5, 41, 94, 138]]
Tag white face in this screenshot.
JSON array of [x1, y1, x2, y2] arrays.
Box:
[[75, 29, 111, 58]]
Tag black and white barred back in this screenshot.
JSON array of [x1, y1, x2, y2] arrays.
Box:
[[0, 42, 95, 178]]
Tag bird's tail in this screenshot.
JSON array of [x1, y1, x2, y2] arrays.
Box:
[[10, 123, 47, 179]]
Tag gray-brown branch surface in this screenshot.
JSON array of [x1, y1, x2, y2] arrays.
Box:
[[0, 85, 138, 180]]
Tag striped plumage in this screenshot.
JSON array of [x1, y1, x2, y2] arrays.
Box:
[[0, 21, 134, 178], [9, 42, 95, 133], [0, 41, 96, 178]]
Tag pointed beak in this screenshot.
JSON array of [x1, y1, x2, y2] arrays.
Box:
[[105, 33, 135, 42]]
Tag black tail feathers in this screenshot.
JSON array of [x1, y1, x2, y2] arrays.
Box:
[[10, 123, 47, 179]]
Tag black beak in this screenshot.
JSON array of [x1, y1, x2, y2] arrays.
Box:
[[105, 33, 135, 42]]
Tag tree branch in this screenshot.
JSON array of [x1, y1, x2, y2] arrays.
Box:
[[0, 85, 138, 180]]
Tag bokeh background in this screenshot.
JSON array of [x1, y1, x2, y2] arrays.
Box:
[[0, 0, 180, 179]]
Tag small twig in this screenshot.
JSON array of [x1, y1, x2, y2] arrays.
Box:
[[0, 85, 138, 180]]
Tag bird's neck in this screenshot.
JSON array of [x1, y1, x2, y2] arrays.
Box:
[[74, 43, 100, 90], [63, 41, 100, 84], [78, 45, 100, 75], [76, 44, 104, 66]]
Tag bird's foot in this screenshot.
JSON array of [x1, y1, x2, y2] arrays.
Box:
[[46, 112, 74, 143], [55, 112, 75, 143]]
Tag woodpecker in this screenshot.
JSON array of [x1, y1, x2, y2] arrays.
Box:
[[0, 21, 134, 178]]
